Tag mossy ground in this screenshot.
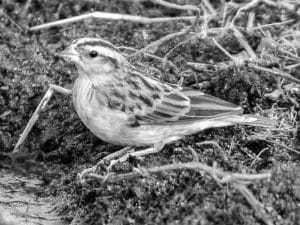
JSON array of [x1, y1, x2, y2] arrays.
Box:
[[0, 1, 299, 225]]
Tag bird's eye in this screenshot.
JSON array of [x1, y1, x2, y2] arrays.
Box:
[[89, 50, 98, 58]]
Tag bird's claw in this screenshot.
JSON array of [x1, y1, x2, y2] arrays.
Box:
[[77, 158, 113, 183], [77, 165, 98, 183]]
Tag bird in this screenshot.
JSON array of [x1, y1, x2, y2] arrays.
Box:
[[58, 37, 275, 175]]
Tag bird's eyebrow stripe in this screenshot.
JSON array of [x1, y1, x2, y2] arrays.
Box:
[[103, 56, 119, 69], [77, 40, 118, 51], [76, 44, 120, 68]]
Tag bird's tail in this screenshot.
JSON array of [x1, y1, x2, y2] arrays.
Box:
[[221, 114, 277, 128]]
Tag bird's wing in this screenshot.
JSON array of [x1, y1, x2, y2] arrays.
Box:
[[114, 70, 243, 126], [181, 89, 243, 121], [134, 89, 243, 125]]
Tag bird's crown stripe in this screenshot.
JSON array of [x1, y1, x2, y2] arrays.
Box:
[[77, 40, 118, 51]]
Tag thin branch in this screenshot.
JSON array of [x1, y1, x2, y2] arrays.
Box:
[[130, 0, 201, 57], [279, 48, 300, 61], [251, 19, 295, 30], [187, 60, 300, 85], [163, 33, 196, 60], [212, 38, 235, 60], [186, 146, 199, 162], [22, 0, 33, 17], [248, 132, 300, 155], [203, 0, 216, 14], [248, 64, 300, 85], [196, 140, 222, 150], [150, 0, 202, 31], [280, 37, 299, 57], [29, 12, 195, 31], [118, 46, 179, 72], [265, 139, 300, 155], [221, 2, 229, 27], [150, 0, 199, 12], [87, 162, 271, 184], [247, 11, 256, 30], [232, 26, 257, 59], [250, 147, 270, 168], [0, 9, 23, 31], [231, 0, 299, 26], [136, 0, 204, 31], [161, 1, 214, 60], [286, 63, 300, 70], [129, 29, 191, 57], [234, 184, 274, 225]]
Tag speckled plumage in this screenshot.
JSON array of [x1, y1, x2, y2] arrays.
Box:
[[59, 37, 270, 147]]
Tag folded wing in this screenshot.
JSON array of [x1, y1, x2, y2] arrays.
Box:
[[135, 86, 243, 125], [101, 69, 243, 126]]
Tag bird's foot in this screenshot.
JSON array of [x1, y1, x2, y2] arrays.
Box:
[[77, 147, 134, 183], [78, 143, 165, 184]]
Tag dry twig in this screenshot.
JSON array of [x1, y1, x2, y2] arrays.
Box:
[[130, 0, 201, 57], [150, 0, 201, 30], [187, 61, 300, 85], [86, 160, 272, 225], [0, 9, 23, 31], [249, 64, 300, 85], [232, 0, 300, 25], [29, 12, 195, 31], [212, 38, 235, 60], [87, 162, 271, 184], [118, 46, 179, 73], [232, 26, 257, 59], [130, 29, 193, 57], [234, 184, 274, 225], [251, 19, 295, 31]]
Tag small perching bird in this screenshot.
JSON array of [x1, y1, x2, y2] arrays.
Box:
[[14, 37, 275, 180], [59, 38, 273, 147]]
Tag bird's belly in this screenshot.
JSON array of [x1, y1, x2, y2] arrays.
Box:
[[119, 124, 183, 146], [73, 95, 175, 146], [73, 97, 127, 145], [74, 103, 172, 146]]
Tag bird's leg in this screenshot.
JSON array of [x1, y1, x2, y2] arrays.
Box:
[[108, 142, 165, 169], [13, 84, 72, 153], [78, 146, 134, 182], [79, 142, 165, 183]]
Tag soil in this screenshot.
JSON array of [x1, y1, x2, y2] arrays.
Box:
[[0, 0, 299, 225]]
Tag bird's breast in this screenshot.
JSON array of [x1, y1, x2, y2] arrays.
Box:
[[72, 75, 129, 144]]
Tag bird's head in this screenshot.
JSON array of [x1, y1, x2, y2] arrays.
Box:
[[58, 38, 126, 76]]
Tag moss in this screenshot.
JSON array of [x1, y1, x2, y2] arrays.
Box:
[[1, 0, 299, 224]]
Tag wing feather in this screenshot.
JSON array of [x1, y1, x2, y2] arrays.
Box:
[[100, 68, 243, 126], [133, 84, 242, 125], [185, 90, 243, 118]]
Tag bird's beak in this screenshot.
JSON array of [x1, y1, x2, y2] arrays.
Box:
[[57, 45, 79, 62]]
